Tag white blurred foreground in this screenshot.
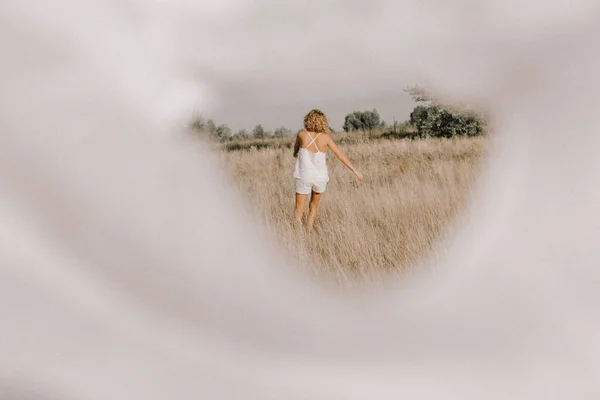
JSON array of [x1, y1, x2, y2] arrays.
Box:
[[1, 0, 600, 399]]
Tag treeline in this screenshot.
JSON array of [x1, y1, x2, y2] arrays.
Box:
[[404, 86, 487, 138], [190, 118, 294, 142], [191, 86, 487, 142], [341, 87, 487, 138]]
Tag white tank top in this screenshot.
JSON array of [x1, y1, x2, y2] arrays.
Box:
[[293, 132, 329, 182]]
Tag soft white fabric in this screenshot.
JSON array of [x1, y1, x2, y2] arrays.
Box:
[[295, 178, 328, 195]]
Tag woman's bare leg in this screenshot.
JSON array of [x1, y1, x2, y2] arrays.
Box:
[[307, 191, 322, 230], [295, 193, 308, 224]]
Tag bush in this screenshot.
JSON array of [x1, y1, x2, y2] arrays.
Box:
[[409, 105, 484, 138], [406, 86, 486, 138], [381, 122, 418, 140], [223, 137, 295, 152]]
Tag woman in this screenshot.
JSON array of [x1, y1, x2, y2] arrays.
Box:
[[293, 109, 364, 230]]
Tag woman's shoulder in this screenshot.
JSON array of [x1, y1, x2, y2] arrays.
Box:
[[298, 130, 331, 140], [321, 132, 333, 141]]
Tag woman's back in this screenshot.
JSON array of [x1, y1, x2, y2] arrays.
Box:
[[293, 131, 329, 181], [297, 130, 329, 153]]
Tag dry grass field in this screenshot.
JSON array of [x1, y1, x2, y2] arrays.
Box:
[[221, 133, 486, 284]]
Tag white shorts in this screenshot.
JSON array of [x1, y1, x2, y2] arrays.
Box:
[[295, 179, 328, 195]]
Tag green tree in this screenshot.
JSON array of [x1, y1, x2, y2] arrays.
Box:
[[405, 86, 486, 138], [343, 109, 386, 132], [233, 129, 250, 140], [205, 119, 217, 136], [274, 126, 292, 138], [252, 124, 266, 139], [215, 124, 232, 141], [189, 115, 205, 132]]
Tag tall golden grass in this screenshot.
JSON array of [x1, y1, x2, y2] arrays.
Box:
[[221, 134, 486, 284]]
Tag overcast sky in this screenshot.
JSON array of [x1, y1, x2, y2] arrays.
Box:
[[176, 1, 427, 132], [154, 0, 597, 132], [206, 88, 415, 132]]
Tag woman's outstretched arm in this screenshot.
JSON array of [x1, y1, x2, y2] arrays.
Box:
[[327, 137, 364, 181]]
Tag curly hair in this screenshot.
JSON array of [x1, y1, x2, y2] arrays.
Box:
[[303, 109, 329, 133]]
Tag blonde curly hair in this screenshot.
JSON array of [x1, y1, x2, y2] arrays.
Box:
[[304, 109, 329, 133]]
